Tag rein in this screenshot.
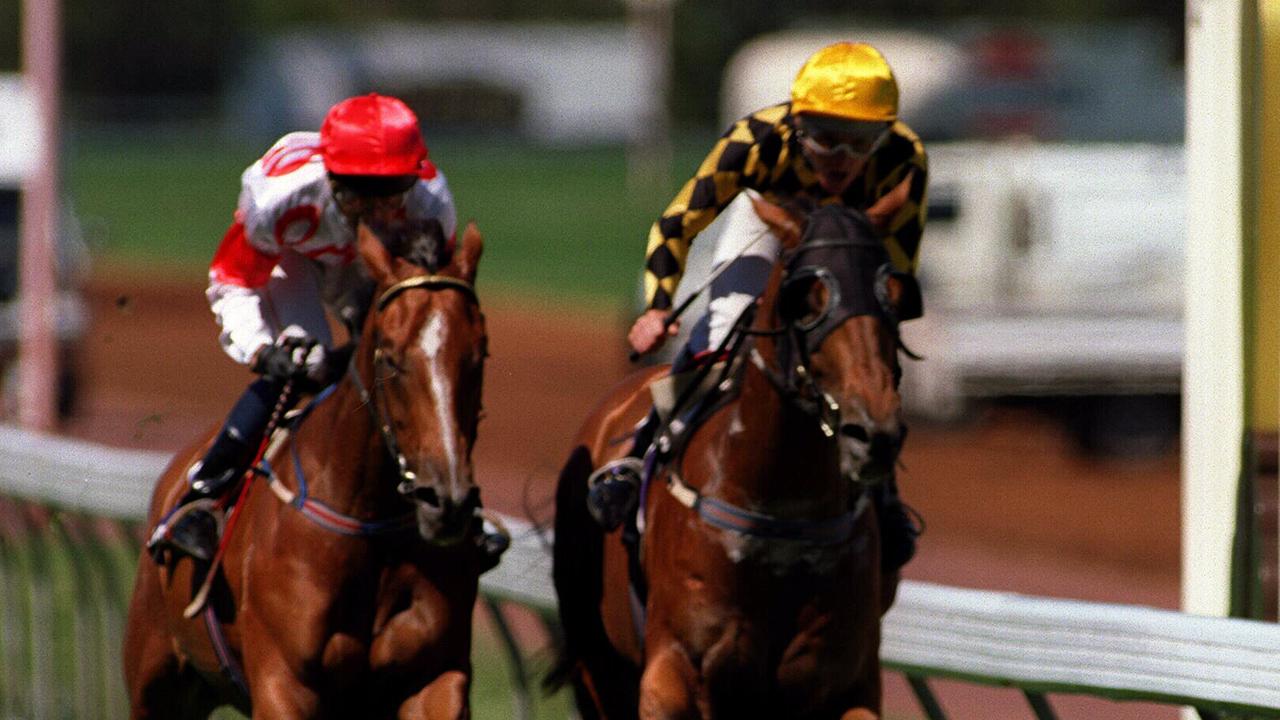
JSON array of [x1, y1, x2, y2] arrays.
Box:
[[652, 308, 860, 546]]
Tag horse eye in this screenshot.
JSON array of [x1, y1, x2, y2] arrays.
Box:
[[376, 350, 404, 376], [779, 279, 814, 321], [780, 277, 829, 327]]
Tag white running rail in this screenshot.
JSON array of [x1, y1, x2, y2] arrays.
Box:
[[1, 425, 1278, 719]]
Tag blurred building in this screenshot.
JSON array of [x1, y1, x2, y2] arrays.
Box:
[[229, 21, 665, 144]]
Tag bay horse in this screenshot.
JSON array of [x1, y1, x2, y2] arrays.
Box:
[[552, 200, 914, 719], [124, 218, 491, 719]]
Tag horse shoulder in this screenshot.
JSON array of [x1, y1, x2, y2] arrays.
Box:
[[577, 364, 669, 459]]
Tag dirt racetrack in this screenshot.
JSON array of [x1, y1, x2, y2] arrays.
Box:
[[65, 267, 1181, 719]]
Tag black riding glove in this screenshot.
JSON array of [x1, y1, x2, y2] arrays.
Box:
[[251, 331, 331, 387]]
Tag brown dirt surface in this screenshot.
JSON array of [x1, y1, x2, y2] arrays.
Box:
[[65, 267, 1181, 719]]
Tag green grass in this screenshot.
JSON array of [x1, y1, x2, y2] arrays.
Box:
[[0, 510, 570, 719], [66, 132, 706, 307]]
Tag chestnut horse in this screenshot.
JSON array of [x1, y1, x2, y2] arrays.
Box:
[[552, 201, 913, 719], [124, 219, 490, 719]]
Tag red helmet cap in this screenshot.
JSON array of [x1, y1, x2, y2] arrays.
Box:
[[320, 94, 428, 176]]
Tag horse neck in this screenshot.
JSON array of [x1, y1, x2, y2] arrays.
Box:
[[715, 337, 848, 513], [289, 342, 403, 518]]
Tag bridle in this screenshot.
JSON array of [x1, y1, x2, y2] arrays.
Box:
[[654, 236, 899, 546], [377, 274, 479, 311], [743, 236, 897, 437], [348, 274, 481, 501]]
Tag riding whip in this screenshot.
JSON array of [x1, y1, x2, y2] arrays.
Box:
[[629, 225, 773, 363]]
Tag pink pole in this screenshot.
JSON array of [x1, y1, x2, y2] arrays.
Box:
[[19, 0, 62, 431]]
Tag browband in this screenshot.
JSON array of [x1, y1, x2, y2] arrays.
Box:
[[377, 275, 478, 311]]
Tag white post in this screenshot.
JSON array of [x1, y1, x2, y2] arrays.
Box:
[[18, 0, 62, 431], [624, 0, 675, 198], [1182, 0, 1249, 618]]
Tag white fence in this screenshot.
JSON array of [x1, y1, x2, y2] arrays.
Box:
[[1, 425, 1278, 719]]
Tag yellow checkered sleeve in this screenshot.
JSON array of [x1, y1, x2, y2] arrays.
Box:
[[641, 103, 929, 309], [643, 104, 793, 310], [868, 121, 928, 274]]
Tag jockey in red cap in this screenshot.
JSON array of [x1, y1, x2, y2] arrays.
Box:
[[148, 94, 504, 564]]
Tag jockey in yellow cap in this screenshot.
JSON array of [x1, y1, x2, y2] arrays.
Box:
[[591, 42, 927, 573]]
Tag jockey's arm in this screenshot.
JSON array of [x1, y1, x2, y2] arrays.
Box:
[[641, 109, 780, 314], [206, 218, 281, 365], [869, 163, 927, 275]]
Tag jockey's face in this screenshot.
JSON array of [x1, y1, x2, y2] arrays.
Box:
[[795, 115, 892, 196], [329, 174, 418, 225]]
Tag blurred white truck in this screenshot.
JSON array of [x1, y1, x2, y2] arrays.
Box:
[[900, 142, 1184, 445], [0, 73, 90, 419]]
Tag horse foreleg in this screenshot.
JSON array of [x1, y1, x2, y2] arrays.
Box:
[[879, 567, 900, 616], [638, 642, 698, 720], [245, 660, 320, 719], [397, 670, 469, 720]]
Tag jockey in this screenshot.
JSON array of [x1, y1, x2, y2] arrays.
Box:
[[588, 43, 927, 573], [150, 93, 501, 565]]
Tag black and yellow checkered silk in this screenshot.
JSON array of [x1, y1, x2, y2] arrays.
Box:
[[642, 102, 928, 311]]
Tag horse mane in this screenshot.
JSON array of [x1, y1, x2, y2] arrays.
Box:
[[369, 217, 450, 271]]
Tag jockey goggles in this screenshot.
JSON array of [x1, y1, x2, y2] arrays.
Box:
[[329, 173, 416, 217], [795, 116, 892, 159]]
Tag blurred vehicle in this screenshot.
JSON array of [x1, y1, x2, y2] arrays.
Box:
[[0, 74, 90, 420], [901, 142, 1183, 453]]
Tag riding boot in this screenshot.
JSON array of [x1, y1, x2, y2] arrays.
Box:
[[874, 474, 921, 572], [148, 379, 281, 563], [586, 343, 707, 531], [586, 408, 660, 531]]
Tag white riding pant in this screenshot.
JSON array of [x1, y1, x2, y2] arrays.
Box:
[[687, 190, 783, 354]]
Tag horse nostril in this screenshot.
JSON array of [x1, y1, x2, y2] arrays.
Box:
[[414, 485, 441, 508], [840, 424, 870, 443], [868, 433, 899, 465], [461, 486, 480, 513]]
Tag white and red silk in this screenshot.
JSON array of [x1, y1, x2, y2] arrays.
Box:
[[207, 131, 456, 364]]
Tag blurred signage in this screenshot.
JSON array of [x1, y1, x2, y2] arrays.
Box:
[[0, 74, 39, 186]]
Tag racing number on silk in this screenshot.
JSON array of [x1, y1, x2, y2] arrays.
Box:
[[261, 139, 323, 246], [274, 205, 320, 247]]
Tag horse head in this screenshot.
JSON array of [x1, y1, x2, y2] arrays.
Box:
[[755, 198, 920, 484], [355, 217, 488, 543]]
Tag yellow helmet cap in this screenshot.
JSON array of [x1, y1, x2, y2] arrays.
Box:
[[791, 42, 898, 122]]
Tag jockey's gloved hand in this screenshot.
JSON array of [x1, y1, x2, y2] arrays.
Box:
[[251, 329, 331, 386]]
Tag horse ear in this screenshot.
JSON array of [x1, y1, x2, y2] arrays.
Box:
[[749, 195, 803, 248], [357, 221, 395, 283], [451, 221, 484, 282]]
